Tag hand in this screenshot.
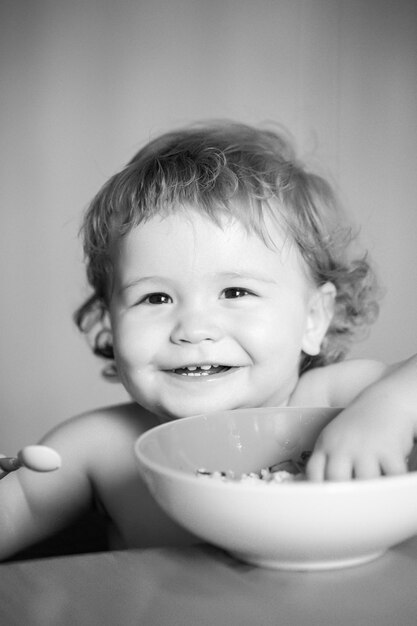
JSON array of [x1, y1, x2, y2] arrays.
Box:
[[0, 453, 22, 479], [306, 401, 414, 482], [0, 454, 12, 480], [0, 446, 61, 479]]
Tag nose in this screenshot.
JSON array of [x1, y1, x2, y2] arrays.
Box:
[[170, 306, 223, 345]]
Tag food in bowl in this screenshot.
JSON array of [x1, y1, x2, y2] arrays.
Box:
[[196, 452, 311, 483], [197, 467, 304, 483], [135, 407, 417, 571]]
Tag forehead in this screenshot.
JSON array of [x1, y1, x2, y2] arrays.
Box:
[[111, 208, 311, 288]]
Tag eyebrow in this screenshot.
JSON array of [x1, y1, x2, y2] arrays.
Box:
[[216, 271, 278, 285], [120, 271, 278, 294], [118, 276, 168, 294]]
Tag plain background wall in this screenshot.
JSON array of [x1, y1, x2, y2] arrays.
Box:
[[1, 0, 416, 451]]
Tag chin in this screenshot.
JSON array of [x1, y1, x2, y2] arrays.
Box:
[[156, 398, 255, 422]]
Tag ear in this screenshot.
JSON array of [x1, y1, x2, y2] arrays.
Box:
[[102, 361, 121, 382], [301, 282, 336, 356]]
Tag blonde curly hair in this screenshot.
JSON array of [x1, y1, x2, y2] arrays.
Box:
[[75, 121, 380, 374]]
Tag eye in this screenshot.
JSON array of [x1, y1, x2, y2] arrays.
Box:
[[141, 292, 173, 305], [222, 287, 254, 299]]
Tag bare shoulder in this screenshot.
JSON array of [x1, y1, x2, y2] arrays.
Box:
[[39, 402, 160, 474], [43, 402, 158, 439], [291, 359, 389, 407], [0, 402, 158, 560]]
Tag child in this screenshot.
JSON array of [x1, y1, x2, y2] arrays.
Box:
[[1, 121, 416, 560]]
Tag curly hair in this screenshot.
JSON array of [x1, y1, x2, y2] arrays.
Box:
[[75, 121, 380, 374]]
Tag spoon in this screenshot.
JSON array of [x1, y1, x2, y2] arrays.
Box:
[[0, 445, 62, 474]]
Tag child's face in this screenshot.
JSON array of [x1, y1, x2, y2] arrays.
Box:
[[109, 207, 329, 421]]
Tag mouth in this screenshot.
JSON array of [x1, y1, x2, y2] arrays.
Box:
[[170, 364, 233, 377]]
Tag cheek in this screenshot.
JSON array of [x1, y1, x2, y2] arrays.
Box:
[[111, 317, 155, 366], [112, 325, 159, 398], [240, 303, 308, 355]]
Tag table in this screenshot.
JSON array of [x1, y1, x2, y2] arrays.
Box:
[[1, 538, 417, 626]]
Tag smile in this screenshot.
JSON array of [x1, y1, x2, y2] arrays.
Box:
[[171, 364, 232, 377]]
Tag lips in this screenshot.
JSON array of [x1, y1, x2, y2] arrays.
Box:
[[171, 364, 231, 377]]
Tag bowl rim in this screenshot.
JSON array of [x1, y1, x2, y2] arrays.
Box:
[[135, 409, 417, 492]]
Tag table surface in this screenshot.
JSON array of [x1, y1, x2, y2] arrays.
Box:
[[1, 537, 417, 626]]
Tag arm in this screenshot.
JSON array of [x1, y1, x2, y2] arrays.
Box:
[[0, 403, 153, 561], [0, 417, 96, 560], [306, 354, 417, 481]]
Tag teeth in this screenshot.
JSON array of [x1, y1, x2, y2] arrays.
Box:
[[185, 364, 219, 371], [173, 364, 224, 376]]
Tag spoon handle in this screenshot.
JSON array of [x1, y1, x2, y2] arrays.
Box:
[[0, 457, 21, 473]]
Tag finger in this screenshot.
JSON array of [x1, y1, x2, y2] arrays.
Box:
[[352, 458, 382, 480], [305, 452, 326, 482], [379, 455, 408, 477], [0, 454, 21, 479], [0, 454, 6, 480], [324, 456, 354, 482], [407, 445, 417, 472]]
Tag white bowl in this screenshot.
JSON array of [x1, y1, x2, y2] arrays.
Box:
[[135, 407, 417, 571]]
